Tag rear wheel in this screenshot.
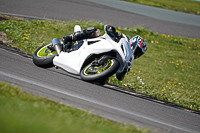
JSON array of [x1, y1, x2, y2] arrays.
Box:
[[80, 56, 119, 83], [33, 42, 57, 68]]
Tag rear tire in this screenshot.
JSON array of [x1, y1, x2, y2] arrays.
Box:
[[33, 42, 57, 68]]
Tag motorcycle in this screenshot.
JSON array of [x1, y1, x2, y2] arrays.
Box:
[[33, 25, 135, 85]]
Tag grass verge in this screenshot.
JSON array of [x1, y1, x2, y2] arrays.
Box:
[[122, 0, 200, 15], [0, 15, 199, 111], [0, 82, 149, 133]]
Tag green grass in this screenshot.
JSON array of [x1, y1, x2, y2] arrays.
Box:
[[0, 15, 199, 111], [122, 0, 200, 15], [0, 82, 149, 133]]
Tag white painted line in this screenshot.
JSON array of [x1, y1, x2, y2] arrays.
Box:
[[0, 12, 54, 21]]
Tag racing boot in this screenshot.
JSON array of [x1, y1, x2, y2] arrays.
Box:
[[104, 25, 122, 42], [116, 70, 126, 81], [61, 31, 82, 50], [116, 68, 130, 81]]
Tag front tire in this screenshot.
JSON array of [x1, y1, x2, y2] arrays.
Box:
[[33, 42, 57, 68], [80, 57, 119, 83]]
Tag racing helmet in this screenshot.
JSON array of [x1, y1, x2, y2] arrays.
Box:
[[129, 35, 147, 59]]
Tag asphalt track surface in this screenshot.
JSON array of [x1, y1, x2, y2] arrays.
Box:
[[1, 45, 200, 133], [0, 0, 200, 133]]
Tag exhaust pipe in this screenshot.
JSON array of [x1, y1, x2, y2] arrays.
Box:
[[52, 38, 62, 55]]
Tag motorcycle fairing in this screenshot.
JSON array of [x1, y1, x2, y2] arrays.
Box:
[[53, 33, 134, 75], [119, 34, 134, 69]]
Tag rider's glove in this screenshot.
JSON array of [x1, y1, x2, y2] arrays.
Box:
[[104, 25, 122, 42]]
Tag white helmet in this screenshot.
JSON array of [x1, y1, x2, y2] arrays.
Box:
[[129, 35, 147, 59]]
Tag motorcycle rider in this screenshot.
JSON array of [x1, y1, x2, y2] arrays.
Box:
[[53, 25, 147, 81], [61, 25, 123, 45]]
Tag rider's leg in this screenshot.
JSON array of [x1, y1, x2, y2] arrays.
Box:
[[61, 27, 100, 45], [61, 31, 87, 45]]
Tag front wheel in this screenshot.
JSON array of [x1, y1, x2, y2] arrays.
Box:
[[80, 56, 119, 83], [33, 42, 57, 68]]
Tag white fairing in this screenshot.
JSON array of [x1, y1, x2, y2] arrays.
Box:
[[119, 34, 134, 69], [53, 26, 134, 75]]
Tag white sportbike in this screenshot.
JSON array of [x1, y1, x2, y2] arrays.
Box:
[[33, 25, 135, 85]]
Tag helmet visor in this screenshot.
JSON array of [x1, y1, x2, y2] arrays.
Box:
[[134, 45, 144, 59]]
